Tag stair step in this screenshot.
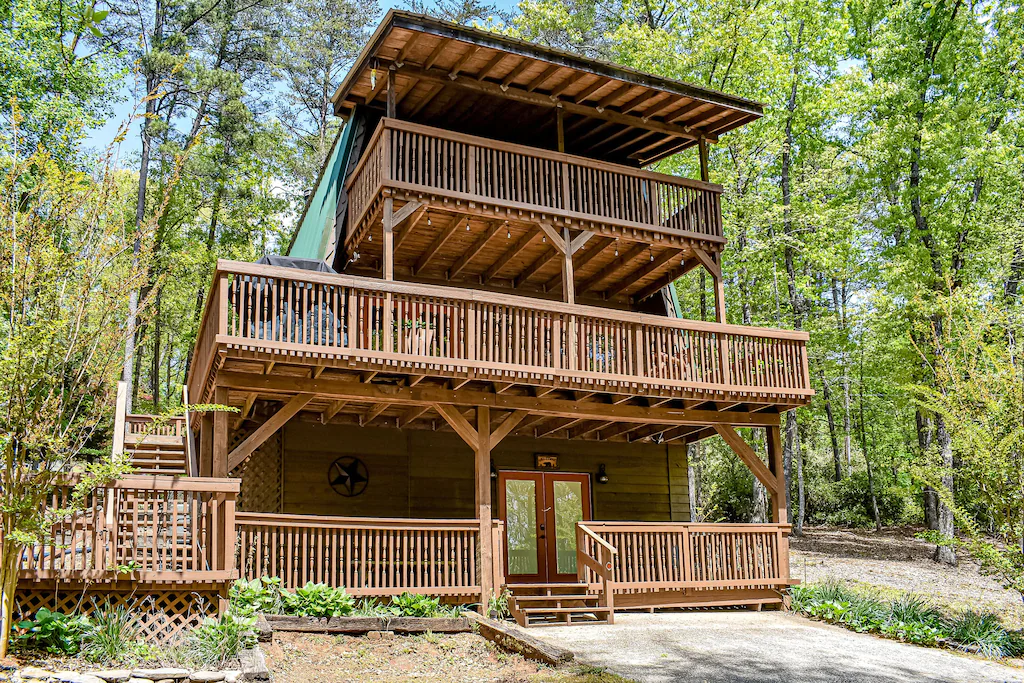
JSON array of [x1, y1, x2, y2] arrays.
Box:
[[507, 582, 588, 590], [521, 606, 610, 614], [511, 594, 598, 603]]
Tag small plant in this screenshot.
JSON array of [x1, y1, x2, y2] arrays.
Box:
[[230, 577, 286, 617], [83, 603, 151, 664], [15, 608, 92, 655], [187, 612, 257, 667], [888, 593, 940, 626], [388, 592, 443, 617], [488, 588, 511, 620], [283, 582, 355, 617], [351, 598, 385, 617]]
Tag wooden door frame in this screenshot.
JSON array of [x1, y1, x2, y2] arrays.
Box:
[[496, 469, 593, 584]]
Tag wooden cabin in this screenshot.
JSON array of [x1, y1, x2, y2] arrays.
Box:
[[17, 11, 811, 631]]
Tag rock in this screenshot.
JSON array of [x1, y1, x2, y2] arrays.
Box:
[[17, 668, 54, 680], [90, 671, 132, 682], [222, 673, 241, 683], [127, 679, 154, 683], [189, 674, 224, 683], [53, 672, 107, 683], [365, 630, 394, 640], [131, 672, 188, 682]]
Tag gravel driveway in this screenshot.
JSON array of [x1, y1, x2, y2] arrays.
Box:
[[529, 612, 1024, 683]]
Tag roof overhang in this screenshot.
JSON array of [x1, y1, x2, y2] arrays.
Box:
[[331, 10, 764, 166]]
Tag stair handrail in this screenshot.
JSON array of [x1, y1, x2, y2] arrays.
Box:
[[576, 522, 617, 624]]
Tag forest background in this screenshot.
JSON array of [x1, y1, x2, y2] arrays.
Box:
[[2, 0, 1022, 571]]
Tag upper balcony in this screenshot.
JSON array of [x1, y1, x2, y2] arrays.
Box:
[[342, 119, 725, 306], [188, 261, 812, 425]]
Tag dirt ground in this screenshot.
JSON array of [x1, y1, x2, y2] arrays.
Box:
[[789, 526, 1024, 628], [264, 631, 629, 683]]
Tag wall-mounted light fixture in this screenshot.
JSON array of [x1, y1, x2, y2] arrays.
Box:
[[491, 460, 498, 480], [596, 463, 609, 484]]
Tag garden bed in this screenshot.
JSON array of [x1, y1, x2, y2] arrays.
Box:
[[261, 614, 472, 634]]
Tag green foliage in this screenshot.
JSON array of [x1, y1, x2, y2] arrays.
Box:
[[229, 577, 286, 617], [792, 582, 1023, 657], [82, 604, 152, 664], [185, 612, 258, 667], [488, 588, 512, 620], [282, 582, 355, 618], [15, 608, 92, 655], [386, 593, 446, 618]]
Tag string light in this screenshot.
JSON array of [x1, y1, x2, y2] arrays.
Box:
[[427, 216, 432, 226], [614, 238, 619, 257]]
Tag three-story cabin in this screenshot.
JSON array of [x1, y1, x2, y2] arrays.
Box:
[[16, 11, 811, 631]]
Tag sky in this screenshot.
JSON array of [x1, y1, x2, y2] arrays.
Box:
[[85, 0, 523, 159]]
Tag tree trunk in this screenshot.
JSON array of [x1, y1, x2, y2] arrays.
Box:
[[860, 343, 881, 530], [150, 289, 162, 411], [0, 537, 23, 659], [795, 418, 805, 535], [933, 413, 957, 565], [820, 367, 843, 481], [916, 409, 940, 530]]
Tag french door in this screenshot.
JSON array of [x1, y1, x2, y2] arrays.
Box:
[[497, 471, 592, 583]]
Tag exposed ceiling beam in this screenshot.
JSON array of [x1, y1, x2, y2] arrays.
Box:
[[395, 33, 421, 66], [526, 64, 562, 92], [577, 242, 648, 294], [422, 38, 450, 70], [483, 228, 541, 281], [227, 394, 314, 471], [217, 372, 783, 428], [604, 248, 681, 298], [415, 216, 466, 275], [448, 46, 480, 79], [475, 52, 506, 81], [389, 62, 712, 143], [448, 220, 501, 279]]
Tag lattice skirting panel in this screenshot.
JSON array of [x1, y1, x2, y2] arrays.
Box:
[[231, 430, 283, 513], [14, 583, 227, 643]]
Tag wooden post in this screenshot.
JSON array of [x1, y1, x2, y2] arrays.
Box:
[[698, 136, 710, 182], [386, 67, 396, 118], [712, 254, 727, 324], [383, 197, 395, 353], [212, 386, 229, 478], [561, 227, 575, 305], [200, 412, 213, 477], [556, 107, 565, 153], [766, 424, 787, 524], [476, 406, 493, 608], [112, 381, 127, 459]]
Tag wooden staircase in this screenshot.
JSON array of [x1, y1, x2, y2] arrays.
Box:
[[506, 583, 611, 627], [123, 415, 190, 475]]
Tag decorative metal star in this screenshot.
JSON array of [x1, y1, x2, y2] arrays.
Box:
[[329, 457, 368, 497]]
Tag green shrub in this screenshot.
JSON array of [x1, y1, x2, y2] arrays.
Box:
[[83, 604, 151, 664], [388, 592, 442, 617], [888, 593, 941, 626], [946, 612, 1024, 659], [187, 612, 257, 667], [16, 608, 92, 655], [791, 582, 1024, 658], [230, 577, 285, 617], [283, 582, 355, 617]]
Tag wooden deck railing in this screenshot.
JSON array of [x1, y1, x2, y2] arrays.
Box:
[[188, 261, 811, 403], [576, 521, 792, 590], [235, 513, 486, 596], [346, 118, 724, 244], [125, 415, 187, 439], [18, 476, 239, 583]]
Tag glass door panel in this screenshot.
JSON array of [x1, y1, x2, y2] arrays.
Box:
[[504, 478, 539, 576], [552, 480, 584, 575]]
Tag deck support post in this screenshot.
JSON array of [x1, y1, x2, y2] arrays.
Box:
[[199, 412, 213, 477], [766, 425, 787, 524], [434, 406, 529, 609], [212, 386, 229, 477], [476, 406, 493, 610]]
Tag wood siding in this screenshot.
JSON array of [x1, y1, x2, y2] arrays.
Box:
[[278, 421, 689, 522]]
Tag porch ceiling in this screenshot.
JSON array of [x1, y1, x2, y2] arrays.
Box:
[[345, 200, 714, 306], [332, 11, 764, 166], [213, 354, 788, 447]]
